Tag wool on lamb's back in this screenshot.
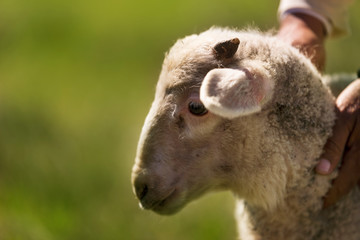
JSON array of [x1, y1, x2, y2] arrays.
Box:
[[131, 28, 360, 240]]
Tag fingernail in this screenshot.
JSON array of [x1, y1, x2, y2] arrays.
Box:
[[316, 158, 331, 174]]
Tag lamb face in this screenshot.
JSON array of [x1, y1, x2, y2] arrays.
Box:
[[131, 28, 334, 215], [131, 45, 233, 215], [131, 80, 226, 215], [131, 29, 283, 215]]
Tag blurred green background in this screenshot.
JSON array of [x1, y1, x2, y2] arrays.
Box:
[[0, 0, 359, 239]]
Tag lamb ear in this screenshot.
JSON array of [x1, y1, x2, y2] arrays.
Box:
[[213, 38, 240, 60], [200, 67, 273, 119]]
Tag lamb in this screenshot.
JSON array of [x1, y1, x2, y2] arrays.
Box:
[[131, 27, 360, 240]]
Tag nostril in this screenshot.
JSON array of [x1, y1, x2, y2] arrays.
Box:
[[139, 184, 148, 200], [135, 179, 149, 201]]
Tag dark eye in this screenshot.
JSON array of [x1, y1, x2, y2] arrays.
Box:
[[188, 101, 208, 116]]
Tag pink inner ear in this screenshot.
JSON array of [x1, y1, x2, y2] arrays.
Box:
[[238, 68, 270, 108], [252, 75, 267, 104], [241, 68, 266, 104]]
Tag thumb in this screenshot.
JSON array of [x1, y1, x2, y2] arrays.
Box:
[[317, 79, 360, 175]]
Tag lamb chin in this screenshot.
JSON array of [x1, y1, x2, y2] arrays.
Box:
[[152, 201, 185, 215], [152, 192, 186, 215]]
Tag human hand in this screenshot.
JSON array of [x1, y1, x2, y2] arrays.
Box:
[[316, 78, 360, 208], [277, 13, 326, 72], [278, 12, 360, 208]]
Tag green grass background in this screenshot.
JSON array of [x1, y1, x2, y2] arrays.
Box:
[[0, 0, 359, 239]]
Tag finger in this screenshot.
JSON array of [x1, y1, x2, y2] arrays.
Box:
[[317, 108, 352, 174], [323, 145, 360, 208]]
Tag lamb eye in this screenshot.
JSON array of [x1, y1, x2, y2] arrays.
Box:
[[188, 101, 208, 116]]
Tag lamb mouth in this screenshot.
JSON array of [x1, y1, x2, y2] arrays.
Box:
[[151, 189, 183, 215]]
